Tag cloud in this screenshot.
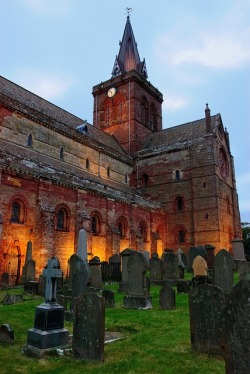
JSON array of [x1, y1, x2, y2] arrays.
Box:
[[19, 0, 69, 15], [236, 172, 250, 219], [162, 94, 189, 112], [13, 70, 74, 101], [155, 2, 250, 70]]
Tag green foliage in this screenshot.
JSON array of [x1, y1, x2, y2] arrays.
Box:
[[0, 284, 225, 374], [241, 222, 250, 259]]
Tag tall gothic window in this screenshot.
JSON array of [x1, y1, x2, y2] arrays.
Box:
[[176, 196, 184, 211], [86, 158, 90, 170], [11, 199, 25, 224], [27, 134, 33, 147], [141, 96, 149, 126], [56, 208, 68, 230], [60, 147, 64, 160], [91, 215, 100, 235], [150, 103, 157, 130], [178, 230, 185, 243], [11, 202, 21, 223], [105, 107, 110, 127]]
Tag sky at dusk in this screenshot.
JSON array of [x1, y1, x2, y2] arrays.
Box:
[[1, 0, 249, 222]]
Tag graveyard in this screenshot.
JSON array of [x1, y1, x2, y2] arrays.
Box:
[[0, 242, 249, 373]]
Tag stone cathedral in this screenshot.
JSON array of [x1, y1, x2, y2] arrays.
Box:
[[0, 16, 241, 282]]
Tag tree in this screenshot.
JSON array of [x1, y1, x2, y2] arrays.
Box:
[[241, 222, 250, 260]]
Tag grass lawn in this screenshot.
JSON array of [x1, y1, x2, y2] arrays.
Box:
[[0, 280, 226, 374]]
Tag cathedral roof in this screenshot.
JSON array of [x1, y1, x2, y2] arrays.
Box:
[[0, 75, 127, 158], [138, 115, 220, 156], [111, 16, 148, 78]]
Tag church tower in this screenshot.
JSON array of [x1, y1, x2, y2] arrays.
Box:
[[92, 15, 163, 157]]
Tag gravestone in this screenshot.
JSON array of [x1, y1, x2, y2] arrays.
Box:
[[20, 241, 33, 284], [220, 280, 250, 373], [142, 251, 150, 265], [232, 238, 245, 261], [0, 324, 14, 344], [102, 289, 115, 308], [123, 251, 152, 309], [177, 280, 190, 293], [77, 228, 88, 261], [213, 249, 234, 294], [69, 253, 91, 313], [149, 257, 162, 282], [151, 252, 159, 259], [187, 246, 207, 272], [161, 252, 179, 280], [3, 294, 23, 305], [109, 254, 121, 282], [238, 260, 250, 280], [26, 257, 69, 357], [205, 244, 215, 267], [1, 272, 9, 290], [192, 255, 208, 276], [89, 256, 102, 289], [159, 284, 176, 310], [118, 248, 134, 292], [189, 283, 226, 354], [73, 293, 105, 361], [101, 261, 109, 282], [26, 259, 36, 281], [177, 248, 186, 279]]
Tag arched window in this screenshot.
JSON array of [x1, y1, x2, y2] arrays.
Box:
[[176, 196, 184, 211], [107, 166, 111, 178], [56, 207, 69, 231], [141, 96, 149, 126], [60, 147, 64, 160], [139, 222, 147, 242], [11, 202, 21, 223], [105, 106, 110, 127], [175, 170, 180, 180], [178, 230, 185, 243], [142, 174, 148, 187], [91, 215, 101, 235], [86, 158, 90, 170], [150, 103, 157, 130], [11, 199, 25, 224], [118, 221, 124, 238], [125, 174, 128, 184], [27, 134, 33, 147]]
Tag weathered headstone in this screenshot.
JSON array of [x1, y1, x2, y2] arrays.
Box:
[[149, 257, 162, 282], [102, 289, 115, 308], [26, 257, 69, 357], [1, 272, 9, 290], [0, 324, 14, 344], [73, 293, 105, 361], [232, 238, 245, 261], [26, 259, 36, 281], [123, 251, 152, 309], [177, 248, 186, 279], [77, 228, 88, 262], [238, 260, 250, 280], [69, 253, 91, 308], [3, 294, 23, 305], [220, 280, 250, 373], [20, 241, 33, 284], [109, 254, 121, 282], [192, 255, 208, 276], [189, 283, 226, 353], [187, 246, 207, 272], [89, 256, 102, 289], [177, 280, 190, 293], [118, 248, 134, 292], [213, 249, 234, 294], [159, 284, 176, 310], [162, 252, 179, 280], [205, 244, 215, 267]]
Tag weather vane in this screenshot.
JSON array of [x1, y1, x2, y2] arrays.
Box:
[[125, 7, 132, 16]]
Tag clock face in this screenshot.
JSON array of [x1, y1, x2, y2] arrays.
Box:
[[107, 87, 116, 98], [218, 148, 228, 178]]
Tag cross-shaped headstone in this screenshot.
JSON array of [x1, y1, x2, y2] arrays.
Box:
[[42, 257, 62, 303]]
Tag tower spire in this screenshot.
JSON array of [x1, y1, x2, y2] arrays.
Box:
[[111, 13, 148, 78]]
